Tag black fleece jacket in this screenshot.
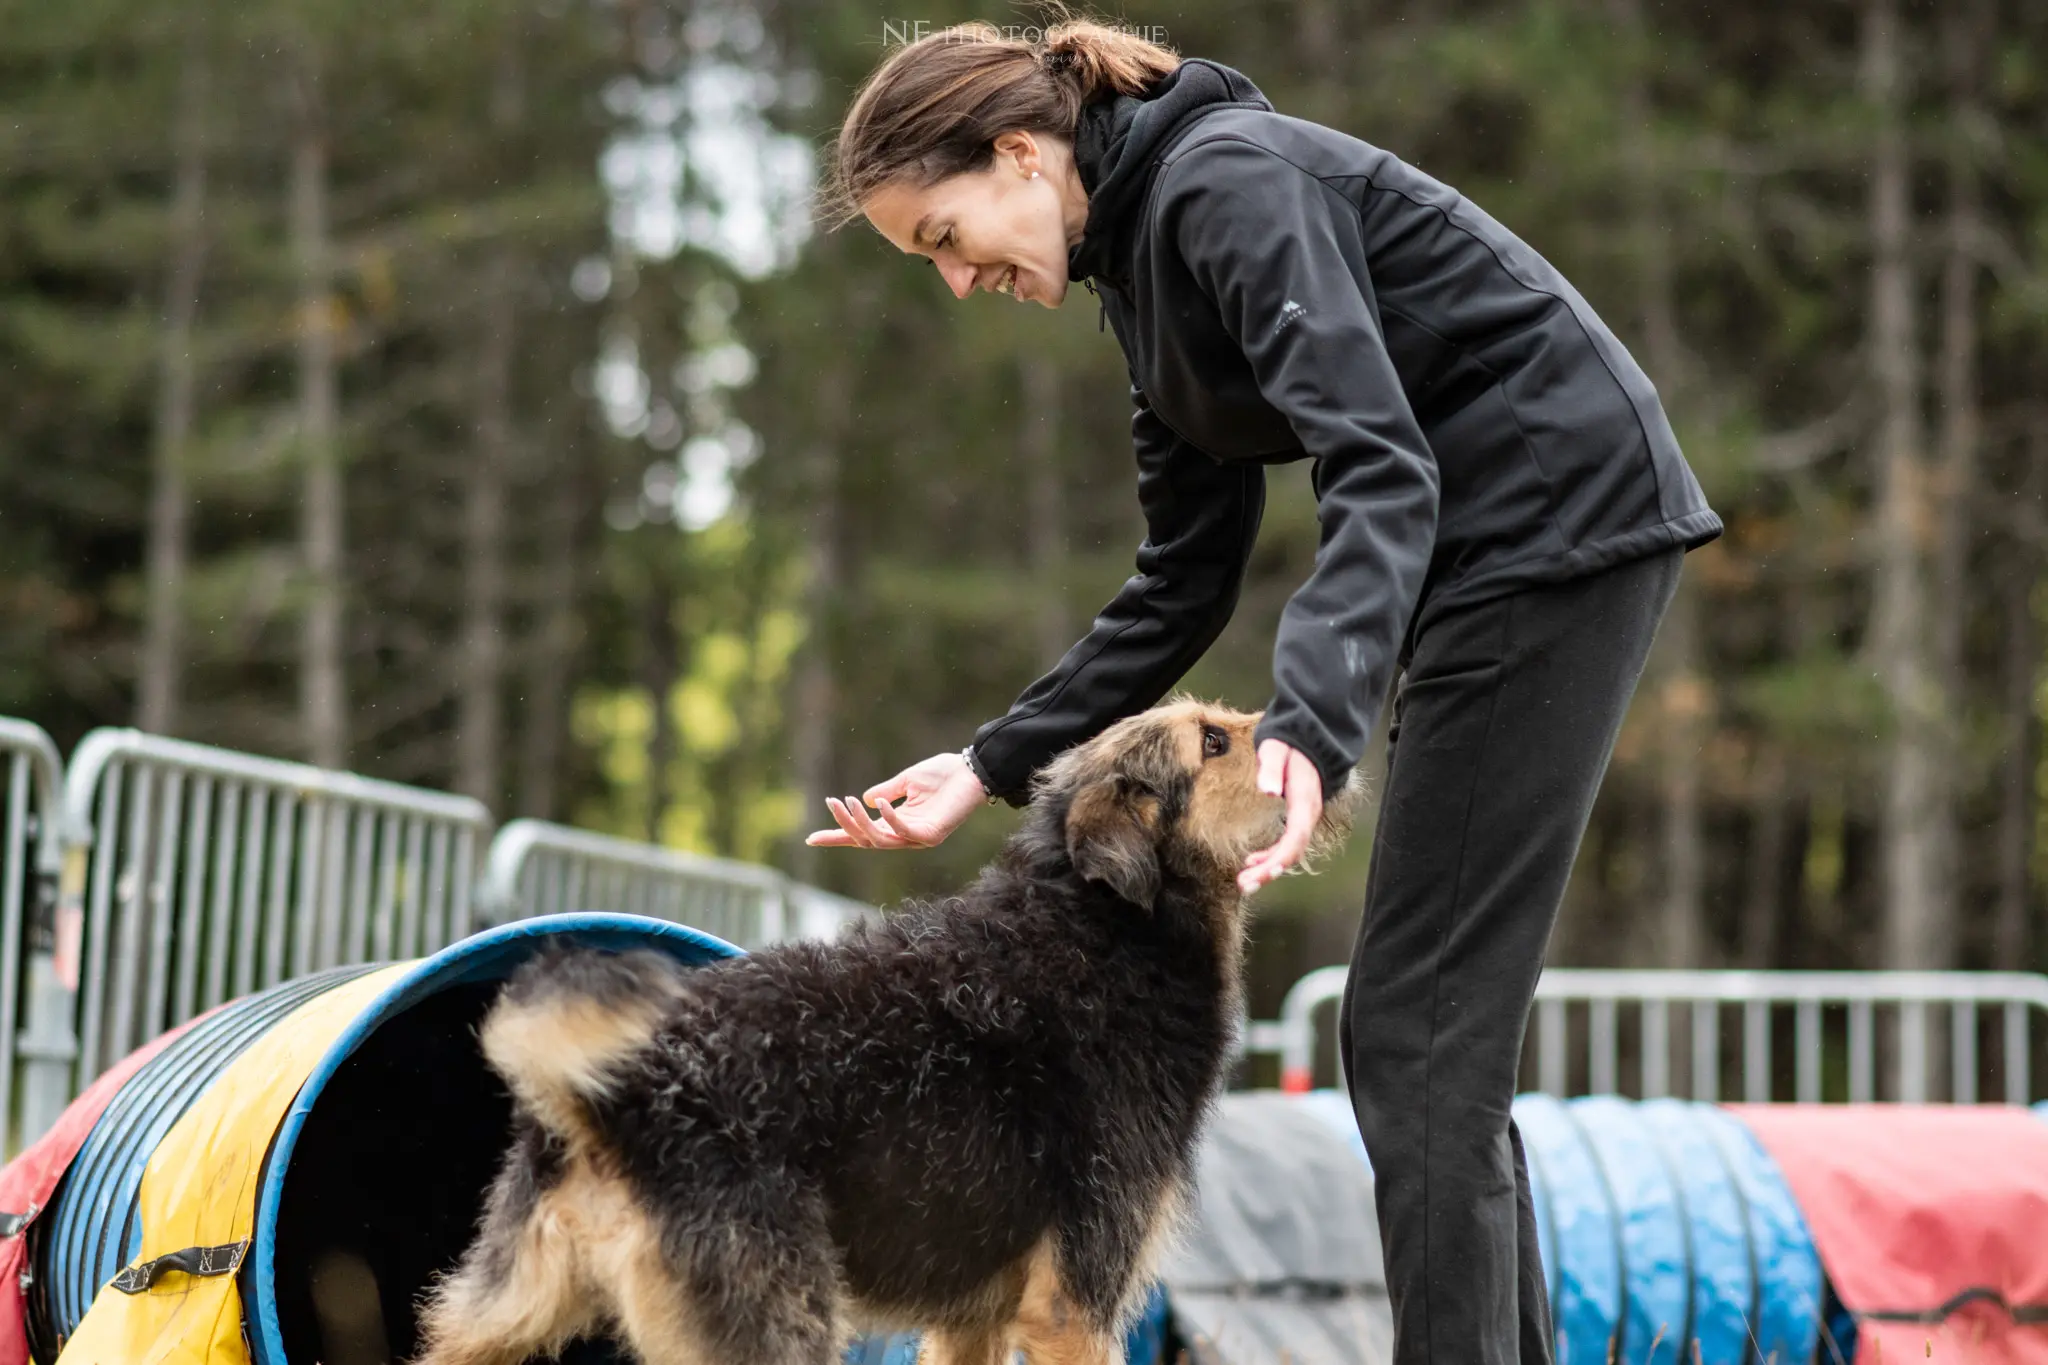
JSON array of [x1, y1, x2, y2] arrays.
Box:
[[966, 59, 1722, 804]]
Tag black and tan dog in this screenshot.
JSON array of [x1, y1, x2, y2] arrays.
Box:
[[412, 699, 1357, 1365]]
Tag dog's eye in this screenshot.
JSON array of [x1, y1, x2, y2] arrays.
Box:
[[1201, 725, 1228, 759]]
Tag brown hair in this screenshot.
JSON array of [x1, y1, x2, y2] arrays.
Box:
[[818, 9, 1180, 231]]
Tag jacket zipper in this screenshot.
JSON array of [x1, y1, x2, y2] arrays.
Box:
[[1083, 276, 1106, 332]]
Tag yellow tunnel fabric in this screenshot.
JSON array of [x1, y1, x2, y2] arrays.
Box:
[[55, 964, 414, 1365]]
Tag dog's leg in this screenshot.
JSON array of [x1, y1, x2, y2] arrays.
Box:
[[1007, 1252, 1122, 1365], [1010, 1238, 1124, 1365], [610, 1183, 843, 1365], [411, 1136, 602, 1365], [596, 1203, 720, 1365], [412, 1197, 600, 1365], [1016, 1177, 1188, 1365]]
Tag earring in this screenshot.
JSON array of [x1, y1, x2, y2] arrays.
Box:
[[1030, 170, 1040, 179]]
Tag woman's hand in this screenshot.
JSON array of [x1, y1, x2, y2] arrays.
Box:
[[1239, 738, 1323, 894], [804, 751, 986, 850]]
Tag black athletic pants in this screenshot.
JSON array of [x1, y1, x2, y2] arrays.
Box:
[[1339, 546, 1684, 1365]]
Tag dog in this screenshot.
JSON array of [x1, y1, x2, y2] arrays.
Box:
[[411, 698, 1358, 1365]]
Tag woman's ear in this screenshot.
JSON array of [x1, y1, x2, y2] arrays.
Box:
[[1065, 775, 1162, 910]]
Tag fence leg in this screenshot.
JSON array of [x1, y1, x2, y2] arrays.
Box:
[[17, 847, 82, 1144], [17, 953, 78, 1143]]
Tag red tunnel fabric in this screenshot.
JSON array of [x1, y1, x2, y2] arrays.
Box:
[[0, 1015, 209, 1365], [1728, 1104, 2048, 1365]]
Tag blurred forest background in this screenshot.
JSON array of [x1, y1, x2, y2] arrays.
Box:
[[5, 0, 2046, 1017]]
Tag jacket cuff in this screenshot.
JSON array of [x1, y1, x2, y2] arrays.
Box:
[[962, 743, 1029, 809], [1250, 712, 1354, 805]]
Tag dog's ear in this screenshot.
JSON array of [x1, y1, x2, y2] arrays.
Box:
[[1065, 775, 1162, 910]]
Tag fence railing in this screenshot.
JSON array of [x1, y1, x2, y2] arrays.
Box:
[[47, 729, 494, 1113], [0, 714, 886, 1151], [1255, 966, 2048, 1105], [476, 819, 872, 948], [0, 720, 64, 1154]]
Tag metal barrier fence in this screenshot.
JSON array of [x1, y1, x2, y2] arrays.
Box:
[[1256, 965, 2048, 1104], [0, 715, 887, 1150], [0, 720, 64, 1154], [476, 819, 873, 948], [44, 729, 494, 1124]]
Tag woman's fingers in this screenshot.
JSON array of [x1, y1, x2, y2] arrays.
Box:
[[872, 796, 930, 846], [1255, 739, 1288, 797], [811, 753, 980, 853], [817, 796, 892, 849], [811, 758, 972, 850], [864, 770, 913, 806], [1240, 745, 1322, 893], [1272, 757, 1324, 868], [1273, 790, 1320, 865], [839, 795, 906, 848], [823, 797, 874, 847]]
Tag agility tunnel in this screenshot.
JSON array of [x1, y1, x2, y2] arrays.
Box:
[[4, 912, 742, 1365]]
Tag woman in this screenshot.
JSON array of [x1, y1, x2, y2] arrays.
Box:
[[807, 18, 1720, 1365]]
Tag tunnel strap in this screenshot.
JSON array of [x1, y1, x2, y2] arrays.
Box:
[[1860, 1287, 2048, 1326], [54, 964, 411, 1365], [110, 1242, 248, 1294]]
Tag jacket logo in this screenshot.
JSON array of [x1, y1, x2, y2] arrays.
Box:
[[1273, 299, 1308, 339]]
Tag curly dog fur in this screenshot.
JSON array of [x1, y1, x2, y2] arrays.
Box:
[[411, 698, 1358, 1365]]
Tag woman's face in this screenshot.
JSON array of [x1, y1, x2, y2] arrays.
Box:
[[862, 130, 1089, 309]]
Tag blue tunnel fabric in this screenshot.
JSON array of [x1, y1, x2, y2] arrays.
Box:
[[1568, 1096, 1694, 1365], [1635, 1100, 1757, 1365], [1693, 1105, 1823, 1365], [1514, 1095, 1822, 1365], [1515, 1093, 1627, 1360]]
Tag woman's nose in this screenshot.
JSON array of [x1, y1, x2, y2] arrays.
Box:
[[938, 259, 977, 299]]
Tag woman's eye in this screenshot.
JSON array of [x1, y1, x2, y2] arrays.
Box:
[[1201, 726, 1227, 758]]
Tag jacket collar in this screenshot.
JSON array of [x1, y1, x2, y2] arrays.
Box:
[[1065, 58, 1275, 289]]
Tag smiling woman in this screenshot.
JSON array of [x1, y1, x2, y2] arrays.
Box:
[[806, 11, 1722, 1365], [819, 17, 1171, 310]]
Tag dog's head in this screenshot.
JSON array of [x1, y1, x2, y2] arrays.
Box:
[[1029, 697, 1361, 914]]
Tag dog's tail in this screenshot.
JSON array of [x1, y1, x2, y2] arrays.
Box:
[[479, 946, 689, 1138]]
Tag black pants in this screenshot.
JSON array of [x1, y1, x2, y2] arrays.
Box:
[[1338, 546, 1683, 1365]]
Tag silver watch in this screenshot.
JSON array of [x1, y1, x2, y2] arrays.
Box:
[[961, 747, 999, 805]]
